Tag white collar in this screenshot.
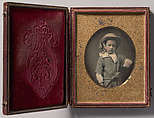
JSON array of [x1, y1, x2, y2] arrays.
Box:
[[99, 52, 117, 63]]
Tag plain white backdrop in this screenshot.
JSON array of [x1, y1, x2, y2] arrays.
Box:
[[0, 0, 154, 118]]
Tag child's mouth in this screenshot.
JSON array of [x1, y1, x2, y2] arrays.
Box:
[[109, 50, 114, 54]]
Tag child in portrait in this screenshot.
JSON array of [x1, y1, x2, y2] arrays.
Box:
[[95, 33, 133, 87]]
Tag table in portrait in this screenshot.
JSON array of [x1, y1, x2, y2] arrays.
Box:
[[3, 2, 151, 115]]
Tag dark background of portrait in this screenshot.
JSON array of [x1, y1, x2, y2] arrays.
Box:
[[85, 27, 136, 85]]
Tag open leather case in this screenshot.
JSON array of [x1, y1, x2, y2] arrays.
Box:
[[3, 2, 151, 115]]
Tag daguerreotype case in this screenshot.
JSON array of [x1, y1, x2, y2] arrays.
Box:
[[3, 2, 151, 115]]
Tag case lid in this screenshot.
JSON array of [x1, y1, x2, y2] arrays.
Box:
[[3, 2, 69, 115]]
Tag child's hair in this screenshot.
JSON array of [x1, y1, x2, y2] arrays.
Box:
[[103, 38, 117, 45], [102, 39, 118, 48]]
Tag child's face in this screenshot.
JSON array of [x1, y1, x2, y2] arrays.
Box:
[[103, 40, 117, 54]]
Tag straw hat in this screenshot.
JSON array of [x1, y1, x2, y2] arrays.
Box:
[[99, 33, 121, 49]]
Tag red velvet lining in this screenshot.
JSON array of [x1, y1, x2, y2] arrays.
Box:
[[9, 6, 66, 111]]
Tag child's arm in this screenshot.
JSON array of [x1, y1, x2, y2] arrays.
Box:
[[123, 58, 132, 68], [96, 73, 103, 85], [95, 57, 104, 86]]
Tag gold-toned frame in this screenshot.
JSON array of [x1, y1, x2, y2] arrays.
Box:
[[70, 7, 150, 108]]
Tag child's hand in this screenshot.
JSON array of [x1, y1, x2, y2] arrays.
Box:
[[100, 82, 104, 86], [123, 59, 132, 68], [96, 73, 103, 83]]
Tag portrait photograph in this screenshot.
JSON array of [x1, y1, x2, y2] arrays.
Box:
[[85, 27, 135, 88]]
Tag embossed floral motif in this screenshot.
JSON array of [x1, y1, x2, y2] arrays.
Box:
[[23, 20, 58, 98]]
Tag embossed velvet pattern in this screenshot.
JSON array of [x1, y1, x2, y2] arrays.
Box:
[[9, 6, 66, 111]]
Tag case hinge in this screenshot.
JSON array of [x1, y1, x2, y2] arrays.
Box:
[[2, 101, 7, 107], [3, 12, 7, 17]]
